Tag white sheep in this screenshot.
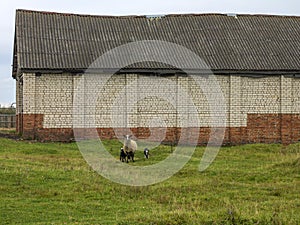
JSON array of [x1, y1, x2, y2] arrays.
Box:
[[123, 135, 137, 163]]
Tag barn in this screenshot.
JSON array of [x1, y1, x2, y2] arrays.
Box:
[[12, 9, 300, 145]]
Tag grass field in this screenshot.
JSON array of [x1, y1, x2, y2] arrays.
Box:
[[0, 137, 299, 224]]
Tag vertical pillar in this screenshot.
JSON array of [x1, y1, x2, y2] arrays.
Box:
[[22, 73, 36, 139], [280, 75, 293, 145], [229, 75, 242, 144], [16, 77, 23, 133]]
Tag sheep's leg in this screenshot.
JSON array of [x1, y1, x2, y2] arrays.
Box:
[[126, 152, 129, 163]]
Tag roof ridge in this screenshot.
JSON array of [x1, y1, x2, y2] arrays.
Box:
[[16, 9, 300, 19], [16, 9, 145, 19]]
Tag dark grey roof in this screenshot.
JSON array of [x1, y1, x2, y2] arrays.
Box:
[[12, 9, 300, 78]]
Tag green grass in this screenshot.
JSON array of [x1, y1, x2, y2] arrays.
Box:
[[0, 138, 299, 224]]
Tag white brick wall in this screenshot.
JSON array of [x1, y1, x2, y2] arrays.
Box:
[[20, 72, 300, 129], [16, 78, 23, 115], [241, 76, 281, 114], [281, 76, 293, 114], [23, 73, 36, 114], [34, 74, 73, 128], [230, 76, 245, 126], [292, 78, 300, 113]]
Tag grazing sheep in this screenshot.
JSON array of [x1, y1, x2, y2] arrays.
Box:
[[123, 135, 137, 163], [144, 148, 150, 159], [120, 148, 127, 162]]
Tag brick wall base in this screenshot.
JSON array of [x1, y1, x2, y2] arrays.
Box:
[[16, 114, 300, 145]]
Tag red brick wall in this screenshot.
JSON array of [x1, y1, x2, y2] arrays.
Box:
[[17, 113, 300, 145], [247, 114, 281, 143], [21, 114, 44, 140]]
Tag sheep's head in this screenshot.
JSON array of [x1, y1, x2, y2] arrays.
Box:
[[123, 135, 132, 146]]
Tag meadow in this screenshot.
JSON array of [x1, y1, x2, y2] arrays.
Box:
[[0, 137, 299, 224]]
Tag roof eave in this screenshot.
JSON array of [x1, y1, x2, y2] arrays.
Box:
[[16, 68, 300, 76]]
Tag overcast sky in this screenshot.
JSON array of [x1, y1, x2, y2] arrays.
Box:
[[1, 0, 300, 106]]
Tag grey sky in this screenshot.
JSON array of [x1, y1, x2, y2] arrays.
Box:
[[1, 0, 300, 106]]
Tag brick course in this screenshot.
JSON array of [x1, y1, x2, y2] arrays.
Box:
[[18, 113, 300, 145]]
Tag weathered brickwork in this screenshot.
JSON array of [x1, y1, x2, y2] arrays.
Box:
[[16, 72, 300, 144]]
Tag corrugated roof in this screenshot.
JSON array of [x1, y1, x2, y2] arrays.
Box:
[[12, 9, 300, 77]]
